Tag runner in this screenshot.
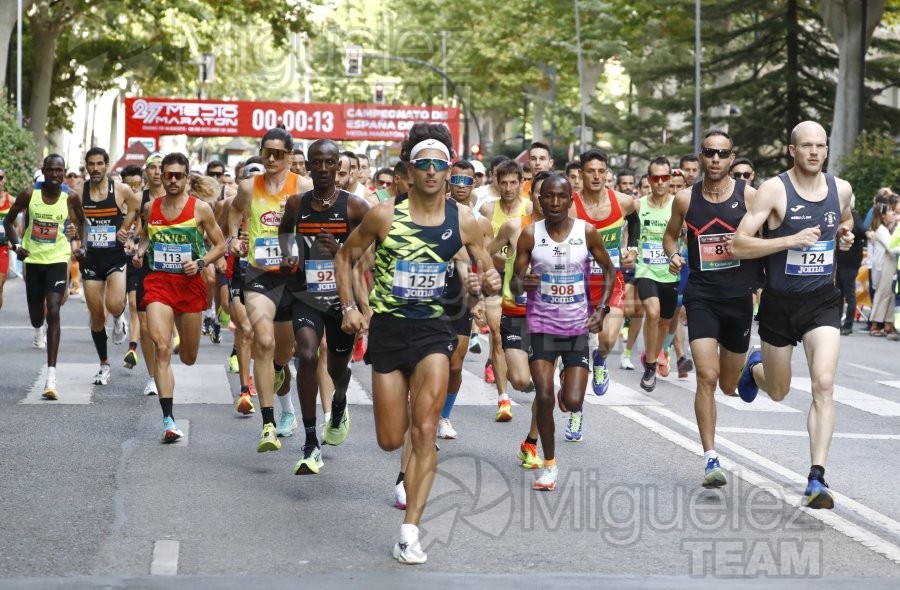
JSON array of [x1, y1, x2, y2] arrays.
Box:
[[334, 123, 500, 564], [119, 165, 144, 369], [732, 121, 855, 509], [512, 174, 614, 490], [133, 152, 226, 442], [664, 130, 760, 488], [278, 139, 371, 474], [3, 154, 87, 399], [78, 147, 142, 385], [0, 167, 17, 310]]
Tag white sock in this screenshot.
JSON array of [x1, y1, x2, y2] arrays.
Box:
[[704, 450, 718, 462], [47, 366, 56, 380], [278, 394, 294, 414], [498, 393, 509, 402], [322, 411, 331, 425], [35, 326, 43, 338], [400, 523, 418, 543]]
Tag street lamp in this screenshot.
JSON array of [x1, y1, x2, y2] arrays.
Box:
[[16, 0, 23, 126]]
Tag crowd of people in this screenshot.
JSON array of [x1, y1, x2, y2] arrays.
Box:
[[0, 119, 873, 563]]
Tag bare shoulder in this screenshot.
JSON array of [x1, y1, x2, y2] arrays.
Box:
[[833, 176, 853, 197]]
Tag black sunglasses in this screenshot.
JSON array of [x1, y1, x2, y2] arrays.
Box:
[[701, 148, 733, 159], [732, 171, 753, 180]]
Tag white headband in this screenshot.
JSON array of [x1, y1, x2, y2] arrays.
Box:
[[410, 139, 451, 161]]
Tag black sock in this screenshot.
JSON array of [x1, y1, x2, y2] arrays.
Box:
[[230, 347, 237, 357], [240, 385, 249, 394], [809, 465, 825, 481], [261, 407, 275, 426], [91, 329, 108, 363], [128, 341, 137, 350], [396, 472, 404, 485], [331, 397, 347, 426], [303, 417, 318, 448], [525, 435, 538, 445], [159, 397, 174, 419], [274, 362, 284, 374]]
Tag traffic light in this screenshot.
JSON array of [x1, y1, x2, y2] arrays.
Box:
[[373, 82, 385, 104], [345, 45, 362, 76], [470, 144, 482, 159]]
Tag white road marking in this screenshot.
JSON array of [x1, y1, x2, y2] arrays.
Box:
[[875, 380, 900, 391], [172, 365, 231, 403], [582, 379, 662, 406], [346, 376, 372, 405], [21, 364, 96, 404], [345, 367, 517, 406], [847, 362, 893, 377], [615, 406, 900, 565], [792, 378, 900, 417], [150, 540, 179, 575], [717, 426, 900, 440], [666, 372, 802, 412]]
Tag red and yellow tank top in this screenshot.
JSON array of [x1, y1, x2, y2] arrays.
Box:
[[0, 192, 12, 246], [247, 172, 301, 271], [146, 196, 206, 273], [574, 190, 624, 302]]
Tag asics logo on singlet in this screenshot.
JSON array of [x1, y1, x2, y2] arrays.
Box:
[[731, 202, 739, 208], [442, 229, 453, 240], [790, 205, 805, 212]]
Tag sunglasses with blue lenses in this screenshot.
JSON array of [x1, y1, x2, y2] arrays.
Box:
[[410, 158, 451, 172], [449, 175, 474, 187]]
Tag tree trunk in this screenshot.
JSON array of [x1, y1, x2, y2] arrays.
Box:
[[785, 0, 801, 151], [28, 15, 59, 154], [819, 0, 885, 173], [0, 0, 35, 94]]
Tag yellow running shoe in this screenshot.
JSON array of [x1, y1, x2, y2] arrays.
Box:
[[517, 441, 543, 469], [495, 399, 513, 422], [292, 444, 324, 475], [256, 423, 281, 453], [236, 392, 255, 415], [323, 406, 350, 446]]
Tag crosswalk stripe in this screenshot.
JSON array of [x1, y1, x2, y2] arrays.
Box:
[[717, 426, 900, 440], [172, 365, 232, 403], [875, 380, 900, 392], [344, 367, 515, 406], [666, 372, 802, 413], [582, 379, 662, 406], [792, 378, 900, 417], [22, 364, 97, 404]]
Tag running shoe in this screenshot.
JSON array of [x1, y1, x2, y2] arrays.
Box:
[[657, 352, 670, 377], [202, 316, 212, 335], [209, 322, 221, 344], [591, 350, 610, 395], [93, 364, 111, 385], [533, 464, 558, 491], [738, 346, 762, 403], [143, 376, 157, 396], [162, 416, 182, 443], [172, 333, 180, 355], [42, 375, 58, 400], [517, 441, 543, 469], [619, 354, 634, 370], [495, 399, 512, 422], [702, 457, 727, 488], [323, 406, 350, 446], [484, 362, 495, 384], [564, 411, 583, 442], [112, 315, 128, 345], [802, 477, 835, 510], [275, 411, 297, 437], [292, 444, 324, 475], [228, 354, 239, 373], [123, 348, 138, 369], [394, 482, 407, 509], [677, 356, 693, 378], [256, 423, 281, 453], [273, 367, 287, 395], [392, 537, 427, 565], [352, 336, 367, 363], [639, 353, 657, 392], [248, 375, 257, 396], [33, 325, 46, 349], [235, 392, 255, 415], [437, 417, 457, 440], [468, 333, 481, 354]]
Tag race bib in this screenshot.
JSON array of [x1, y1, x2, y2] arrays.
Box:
[[698, 233, 739, 271], [30, 219, 58, 244], [642, 242, 666, 265], [254, 237, 282, 269], [540, 270, 585, 304], [0, 222, 6, 242], [87, 224, 116, 248], [590, 247, 619, 275], [153, 242, 191, 273], [785, 240, 834, 276], [392, 260, 447, 299], [305, 259, 336, 293]]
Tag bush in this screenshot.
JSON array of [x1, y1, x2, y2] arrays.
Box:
[[837, 133, 900, 214], [0, 101, 38, 197]]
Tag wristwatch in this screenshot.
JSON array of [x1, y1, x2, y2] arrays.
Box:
[[596, 303, 611, 314], [10, 243, 17, 252], [196, 259, 206, 270]]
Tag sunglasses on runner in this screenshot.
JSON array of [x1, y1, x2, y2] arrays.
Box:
[[701, 148, 733, 159], [165, 171, 186, 181], [259, 147, 288, 161], [207, 171, 223, 178], [449, 175, 474, 187], [410, 158, 451, 172], [732, 171, 753, 180], [650, 174, 671, 183]]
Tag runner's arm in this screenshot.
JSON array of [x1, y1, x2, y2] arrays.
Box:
[[663, 191, 690, 274], [3, 187, 31, 248], [510, 225, 536, 297], [732, 178, 818, 259], [278, 194, 302, 269]]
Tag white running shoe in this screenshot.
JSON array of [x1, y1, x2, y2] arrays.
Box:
[[394, 481, 407, 510], [143, 376, 157, 396], [93, 364, 111, 385], [392, 537, 427, 565], [42, 375, 58, 400], [437, 417, 457, 439], [33, 325, 47, 349], [619, 355, 635, 370], [112, 315, 128, 345]]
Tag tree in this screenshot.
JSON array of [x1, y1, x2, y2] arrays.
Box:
[[837, 133, 900, 214], [0, 100, 39, 194]]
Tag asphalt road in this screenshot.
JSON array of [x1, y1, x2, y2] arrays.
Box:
[[1, 275, 898, 589]]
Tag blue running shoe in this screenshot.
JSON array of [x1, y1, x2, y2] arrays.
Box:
[[738, 347, 762, 403], [162, 416, 182, 443], [564, 411, 583, 442], [591, 350, 610, 396], [802, 478, 835, 510], [702, 457, 727, 488]]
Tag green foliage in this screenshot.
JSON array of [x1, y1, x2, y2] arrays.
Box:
[[837, 133, 900, 214], [0, 101, 38, 195]]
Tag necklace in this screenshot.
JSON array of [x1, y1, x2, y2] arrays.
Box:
[[702, 178, 733, 197], [313, 187, 339, 206]]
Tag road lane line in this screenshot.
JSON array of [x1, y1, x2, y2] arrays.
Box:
[[150, 540, 179, 575], [613, 406, 900, 565], [717, 427, 900, 440], [667, 372, 802, 413], [792, 378, 900, 417], [847, 363, 893, 377]]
